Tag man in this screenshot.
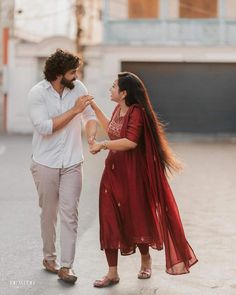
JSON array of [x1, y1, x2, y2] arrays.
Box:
[[28, 49, 97, 284]]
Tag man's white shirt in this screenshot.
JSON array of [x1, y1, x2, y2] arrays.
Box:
[[28, 79, 96, 168]]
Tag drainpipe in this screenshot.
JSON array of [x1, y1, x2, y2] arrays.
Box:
[[1, 0, 15, 133], [2, 27, 9, 132], [160, 0, 168, 44], [219, 0, 226, 45], [103, 0, 109, 43]]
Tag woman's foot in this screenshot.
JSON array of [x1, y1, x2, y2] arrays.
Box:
[[94, 266, 119, 288], [138, 253, 152, 279], [93, 275, 120, 288]]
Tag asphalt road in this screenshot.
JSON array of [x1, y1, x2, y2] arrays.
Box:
[[0, 134, 236, 295]]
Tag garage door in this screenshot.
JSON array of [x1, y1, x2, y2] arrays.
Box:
[[121, 62, 236, 133]]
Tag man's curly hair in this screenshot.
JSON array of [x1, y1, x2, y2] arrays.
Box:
[[44, 49, 81, 81]]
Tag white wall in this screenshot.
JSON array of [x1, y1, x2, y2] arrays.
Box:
[[84, 45, 120, 119], [226, 0, 236, 18], [0, 26, 3, 132], [7, 36, 75, 133], [168, 0, 179, 19], [14, 0, 102, 45], [15, 0, 76, 40], [7, 40, 38, 133], [109, 0, 128, 20]]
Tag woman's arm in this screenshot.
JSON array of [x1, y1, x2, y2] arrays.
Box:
[[90, 100, 110, 133], [90, 138, 137, 154]]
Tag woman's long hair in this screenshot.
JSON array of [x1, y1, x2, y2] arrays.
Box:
[[118, 72, 182, 175]]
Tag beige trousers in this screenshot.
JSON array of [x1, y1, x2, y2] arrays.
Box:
[[30, 160, 82, 268]]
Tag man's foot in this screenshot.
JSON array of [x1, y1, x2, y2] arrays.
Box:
[[43, 259, 60, 274], [93, 276, 120, 288], [58, 267, 77, 284], [138, 254, 152, 279]]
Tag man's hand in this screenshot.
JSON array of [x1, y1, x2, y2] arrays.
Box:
[[73, 95, 93, 114]]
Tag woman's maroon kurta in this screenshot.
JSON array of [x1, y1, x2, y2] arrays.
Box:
[[99, 104, 198, 275]]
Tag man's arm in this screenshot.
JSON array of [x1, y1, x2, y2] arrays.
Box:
[[52, 95, 93, 132], [85, 120, 97, 145], [29, 88, 93, 135]]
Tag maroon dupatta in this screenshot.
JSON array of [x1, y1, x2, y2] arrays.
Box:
[[122, 105, 198, 275]]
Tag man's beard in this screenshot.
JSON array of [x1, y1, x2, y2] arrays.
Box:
[[60, 76, 75, 89]]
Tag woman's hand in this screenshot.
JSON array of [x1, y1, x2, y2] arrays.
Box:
[[89, 140, 103, 154], [73, 95, 93, 114], [90, 99, 97, 110]]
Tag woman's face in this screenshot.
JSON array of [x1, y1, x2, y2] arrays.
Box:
[[110, 79, 126, 103]]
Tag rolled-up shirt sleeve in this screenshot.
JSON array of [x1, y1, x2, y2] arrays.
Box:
[[28, 88, 53, 135], [77, 81, 97, 125]]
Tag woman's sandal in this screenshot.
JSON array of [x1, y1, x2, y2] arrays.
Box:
[[138, 268, 152, 279], [93, 276, 120, 288], [138, 255, 152, 279]]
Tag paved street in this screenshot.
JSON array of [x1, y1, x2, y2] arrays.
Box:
[[0, 134, 236, 295]]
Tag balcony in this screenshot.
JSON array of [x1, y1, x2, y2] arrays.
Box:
[[104, 18, 236, 46]]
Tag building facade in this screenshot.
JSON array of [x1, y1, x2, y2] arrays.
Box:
[[1, 0, 102, 133], [0, 0, 15, 132], [2, 0, 236, 133], [84, 0, 236, 133]]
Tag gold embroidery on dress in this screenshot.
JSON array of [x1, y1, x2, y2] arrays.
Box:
[[108, 107, 124, 139]]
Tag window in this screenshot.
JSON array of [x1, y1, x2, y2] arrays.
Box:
[[179, 0, 217, 18], [128, 0, 159, 19]]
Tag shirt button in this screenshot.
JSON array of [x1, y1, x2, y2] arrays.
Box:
[[105, 189, 108, 193], [141, 237, 144, 242], [112, 164, 115, 170], [118, 202, 121, 207]]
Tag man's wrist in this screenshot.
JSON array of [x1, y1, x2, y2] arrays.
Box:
[[88, 135, 95, 144], [88, 135, 95, 139], [72, 106, 80, 115]]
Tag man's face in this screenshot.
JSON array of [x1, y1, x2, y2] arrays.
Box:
[[60, 68, 78, 89]]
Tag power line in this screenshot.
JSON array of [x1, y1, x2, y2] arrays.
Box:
[[15, 4, 75, 21], [108, 1, 219, 19], [14, 1, 221, 23]]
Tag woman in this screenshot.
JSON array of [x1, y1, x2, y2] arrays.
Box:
[[89, 72, 198, 288]]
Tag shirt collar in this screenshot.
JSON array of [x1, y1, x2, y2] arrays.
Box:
[[43, 79, 72, 99], [43, 79, 53, 89]]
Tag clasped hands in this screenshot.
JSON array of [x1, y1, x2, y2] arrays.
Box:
[[88, 136, 103, 155], [75, 95, 103, 155], [74, 94, 94, 114]]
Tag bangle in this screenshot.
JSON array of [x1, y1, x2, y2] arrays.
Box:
[[101, 140, 108, 150]]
